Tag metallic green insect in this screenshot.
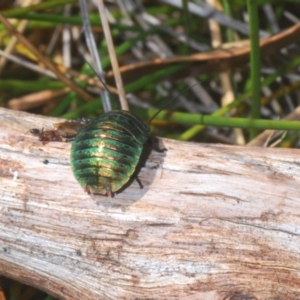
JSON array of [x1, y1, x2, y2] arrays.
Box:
[[70, 110, 154, 196], [32, 110, 163, 197]]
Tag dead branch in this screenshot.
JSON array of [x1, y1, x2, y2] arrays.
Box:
[[1, 107, 300, 299]]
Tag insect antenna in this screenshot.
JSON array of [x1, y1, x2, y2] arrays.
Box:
[[85, 60, 112, 95], [148, 83, 198, 125], [86, 60, 198, 127]]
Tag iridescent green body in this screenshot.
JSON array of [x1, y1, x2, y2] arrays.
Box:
[[70, 110, 150, 195]]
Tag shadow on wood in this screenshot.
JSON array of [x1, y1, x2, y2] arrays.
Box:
[[0, 107, 300, 299]]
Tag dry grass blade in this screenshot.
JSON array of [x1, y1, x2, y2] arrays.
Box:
[[0, 49, 118, 96], [0, 49, 56, 78], [96, 0, 128, 110], [79, 0, 111, 112], [0, 0, 40, 73], [7, 88, 70, 111], [106, 22, 300, 84], [0, 13, 93, 102], [247, 106, 300, 147], [160, 0, 263, 36]]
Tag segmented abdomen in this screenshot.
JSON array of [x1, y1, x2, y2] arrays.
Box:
[[70, 110, 150, 195]]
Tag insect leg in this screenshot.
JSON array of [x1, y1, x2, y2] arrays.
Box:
[[135, 176, 143, 189]]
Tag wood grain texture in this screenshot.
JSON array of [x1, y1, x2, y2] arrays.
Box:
[[0, 107, 300, 300]]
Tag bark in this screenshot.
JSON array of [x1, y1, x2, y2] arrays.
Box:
[[0, 107, 300, 300]]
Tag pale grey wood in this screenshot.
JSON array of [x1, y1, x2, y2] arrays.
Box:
[[0, 107, 300, 299]]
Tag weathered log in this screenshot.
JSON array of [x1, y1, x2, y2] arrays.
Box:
[[0, 107, 300, 299]]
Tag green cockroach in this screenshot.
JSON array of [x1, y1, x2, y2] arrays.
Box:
[[69, 109, 163, 196]]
